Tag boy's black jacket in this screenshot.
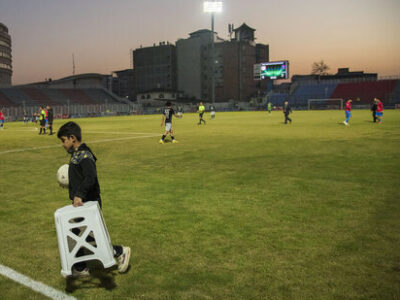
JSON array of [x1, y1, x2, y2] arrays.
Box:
[[68, 143, 101, 205]]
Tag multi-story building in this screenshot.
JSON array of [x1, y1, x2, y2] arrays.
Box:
[[112, 69, 135, 100], [176, 29, 220, 101], [133, 42, 177, 97], [177, 24, 269, 102], [0, 23, 12, 86], [214, 23, 269, 102]]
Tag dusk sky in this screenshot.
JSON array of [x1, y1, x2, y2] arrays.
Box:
[[1, 0, 399, 85]]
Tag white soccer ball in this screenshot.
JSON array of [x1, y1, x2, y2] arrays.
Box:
[[57, 164, 69, 187]]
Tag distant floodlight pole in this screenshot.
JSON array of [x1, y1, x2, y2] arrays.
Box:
[[204, 1, 222, 104]]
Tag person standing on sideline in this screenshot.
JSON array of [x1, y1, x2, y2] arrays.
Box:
[[197, 102, 206, 125], [45, 106, 49, 129], [371, 100, 377, 122], [39, 106, 46, 134], [57, 121, 131, 277], [47, 105, 54, 135], [0, 109, 4, 129], [343, 99, 352, 126], [267, 101, 272, 115], [283, 100, 292, 124], [375, 98, 384, 124], [159, 101, 182, 144]]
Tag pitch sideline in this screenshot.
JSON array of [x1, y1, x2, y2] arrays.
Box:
[[0, 134, 160, 155], [0, 264, 76, 300]]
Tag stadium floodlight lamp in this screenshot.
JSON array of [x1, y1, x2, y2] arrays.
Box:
[[203, 1, 223, 13]]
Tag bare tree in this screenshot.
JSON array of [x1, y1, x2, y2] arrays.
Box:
[[312, 60, 330, 76]]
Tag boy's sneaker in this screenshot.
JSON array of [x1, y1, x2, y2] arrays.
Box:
[[172, 140, 178, 143], [71, 267, 90, 278], [343, 121, 348, 126], [159, 140, 164, 144], [117, 246, 131, 273]]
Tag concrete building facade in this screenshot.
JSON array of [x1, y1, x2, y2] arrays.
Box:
[[0, 23, 12, 86], [177, 24, 269, 102], [112, 69, 135, 100], [133, 43, 177, 95], [176, 29, 218, 101]]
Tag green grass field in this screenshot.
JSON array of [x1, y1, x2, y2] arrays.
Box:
[[0, 110, 399, 299]]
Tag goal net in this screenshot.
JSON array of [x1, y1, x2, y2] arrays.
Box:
[[308, 98, 343, 110]]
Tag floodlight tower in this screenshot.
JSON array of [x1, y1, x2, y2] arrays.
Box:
[[204, 1, 222, 104]]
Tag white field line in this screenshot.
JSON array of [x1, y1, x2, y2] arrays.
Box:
[[1, 129, 155, 134], [0, 264, 76, 300], [0, 134, 160, 155], [85, 131, 156, 135]]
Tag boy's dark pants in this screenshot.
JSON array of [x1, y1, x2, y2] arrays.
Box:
[[372, 111, 376, 122]]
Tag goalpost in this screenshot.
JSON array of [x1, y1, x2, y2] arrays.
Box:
[[308, 98, 344, 110]]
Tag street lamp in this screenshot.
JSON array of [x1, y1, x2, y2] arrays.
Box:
[[204, 1, 222, 104]]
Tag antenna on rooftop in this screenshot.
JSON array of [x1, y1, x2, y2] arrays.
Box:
[[72, 53, 75, 75]]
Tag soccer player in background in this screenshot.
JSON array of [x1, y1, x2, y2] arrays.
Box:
[[45, 106, 49, 129], [57, 121, 131, 277], [343, 99, 352, 126], [375, 98, 384, 124], [23, 111, 28, 124], [0, 109, 4, 129], [371, 100, 377, 123], [267, 101, 272, 115], [159, 101, 182, 144], [46, 105, 54, 135], [177, 105, 183, 117], [283, 100, 292, 124], [197, 102, 206, 125], [210, 104, 216, 119], [39, 106, 46, 134]]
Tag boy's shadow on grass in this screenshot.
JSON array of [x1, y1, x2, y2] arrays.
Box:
[[65, 261, 130, 293]]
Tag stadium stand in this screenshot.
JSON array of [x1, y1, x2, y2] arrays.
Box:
[[390, 80, 400, 104], [0, 89, 16, 106], [330, 80, 397, 104], [0, 87, 125, 107], [22, 87, 59, 106], [59, 88, 98, 105], [0, 87, 36, 106], [267, 93, 287, 106], [289, 83, 338, 107]]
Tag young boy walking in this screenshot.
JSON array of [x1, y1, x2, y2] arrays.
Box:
[[57, 121, 131, 277], [159, 101, 182, 144]]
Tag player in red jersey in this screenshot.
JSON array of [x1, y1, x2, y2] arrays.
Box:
[[375, 98, 384, 124], [343, 99, 352, 126], [0, 109, 4, 129]]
